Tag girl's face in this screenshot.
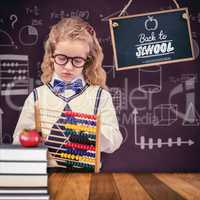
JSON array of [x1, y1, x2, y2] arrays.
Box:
[[52, 39, 90, 82]]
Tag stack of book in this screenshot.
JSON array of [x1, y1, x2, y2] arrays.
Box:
[[0, 145, 49, 200]]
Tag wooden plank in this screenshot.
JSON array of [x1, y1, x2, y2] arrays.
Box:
[[54, 173, 91, 200], [89, 173, 121, 200], [135, 173, 186, 200], [113, 173, 152, 200], [48, 173, 66, 200], [174, 173, 200, 189], [154, 173, 200, 200]]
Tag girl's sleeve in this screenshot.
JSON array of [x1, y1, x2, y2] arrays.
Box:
[[98, 89, 123, 153], [12, 92, 35, 144]]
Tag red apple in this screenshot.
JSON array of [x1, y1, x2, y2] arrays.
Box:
[[19, 129, 41, 147]]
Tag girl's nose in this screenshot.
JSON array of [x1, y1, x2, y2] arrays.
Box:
[[63, 60, 74, 70]]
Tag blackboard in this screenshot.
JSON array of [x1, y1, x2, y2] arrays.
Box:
[[109, 8, 195, 70], [1, 0, 200, 172]]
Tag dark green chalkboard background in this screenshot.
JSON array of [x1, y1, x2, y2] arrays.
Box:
[[110, 8, 194, 70]]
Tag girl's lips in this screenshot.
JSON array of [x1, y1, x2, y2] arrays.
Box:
[[62, 73, 73, 76]]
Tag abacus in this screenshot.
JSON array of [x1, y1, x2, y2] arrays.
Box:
[[35, 107, 100, 173]]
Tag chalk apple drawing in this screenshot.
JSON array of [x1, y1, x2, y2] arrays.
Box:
[[145, 16, 158, 31]]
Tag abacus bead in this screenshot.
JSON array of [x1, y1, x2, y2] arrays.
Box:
[[86, 114, 91, 119], [86, 127, 90, 132], [76, 113, 80, 117], [85, 152, 89, 157], [70, 143, 75, 148], [78, 162, 83, 168], [73, 125, 77, 131], [75, 162, 79, 167], [70, 148, 74, 154], [68, 111, 73, 116], [89, 128, 93, 133], [79, 157, 84, 162], [89, 152, 94, 157], [70, 143, 74, 148], [89, 146, 94, 151], [68, 160, 72, 165], [75, 155, 79, 160], [65, 124, 69, 129], [77, 125, 83, 131], [60, 152, 64, 158], [72, 118, 76, 123], [70, 112, 74, 116], [65, 161, 69, 166], [70, 161, 74, 166], [70, 143, 74, 147], [69, 130, 73, 135]]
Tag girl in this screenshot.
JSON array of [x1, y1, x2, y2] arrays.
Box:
[[13, 17, 123, 169]]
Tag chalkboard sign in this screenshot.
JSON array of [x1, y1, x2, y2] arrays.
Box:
[[109, 8, 195, 70]]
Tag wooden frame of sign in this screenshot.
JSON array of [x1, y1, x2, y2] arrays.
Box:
[[109, 8, 195, 71]]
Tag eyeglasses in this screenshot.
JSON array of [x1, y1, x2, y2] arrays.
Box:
[[53, 54, 88, 68]]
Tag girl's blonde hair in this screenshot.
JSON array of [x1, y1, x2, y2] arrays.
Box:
[[41, 17, 107, 89]]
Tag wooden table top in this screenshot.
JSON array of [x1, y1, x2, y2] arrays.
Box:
[[48, 173, 200, 200]]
